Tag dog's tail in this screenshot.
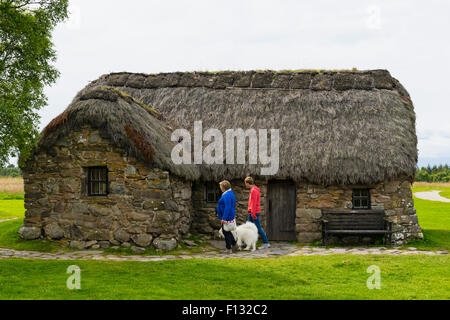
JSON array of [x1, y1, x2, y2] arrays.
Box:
[[246, 221, 258, 232]]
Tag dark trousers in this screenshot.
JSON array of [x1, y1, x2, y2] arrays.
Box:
[[248, 213, 269, 244], [222, 226, 236, 249]]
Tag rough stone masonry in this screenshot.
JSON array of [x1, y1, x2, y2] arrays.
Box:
[[20, 127, 193, 251]]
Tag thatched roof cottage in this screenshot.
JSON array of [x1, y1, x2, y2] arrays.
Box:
[[20, 70, 422, 249]]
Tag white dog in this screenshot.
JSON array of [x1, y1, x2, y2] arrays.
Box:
[[218, 222, 259, 252]]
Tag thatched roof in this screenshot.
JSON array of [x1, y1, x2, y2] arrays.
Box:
[[38, 70, 417, 185], [35, 86, 201, 180]]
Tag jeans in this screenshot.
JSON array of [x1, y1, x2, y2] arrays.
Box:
[[248, 213, 269, 244], [222, 226, 236, 249]]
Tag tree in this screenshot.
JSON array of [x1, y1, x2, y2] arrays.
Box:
[[415, 164, 450, 182], [415, 169, 429, 182], [0, 0, 68, 167]]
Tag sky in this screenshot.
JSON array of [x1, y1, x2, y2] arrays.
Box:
[[36, 0, 450, 168]]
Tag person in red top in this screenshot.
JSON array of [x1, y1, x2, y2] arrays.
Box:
[[245, 176, 270, 249]]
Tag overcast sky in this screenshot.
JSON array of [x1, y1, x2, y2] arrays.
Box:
[[38, 0, 450, 167]]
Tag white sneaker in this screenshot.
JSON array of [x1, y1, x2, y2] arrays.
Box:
[[258, 243, 271, 250]]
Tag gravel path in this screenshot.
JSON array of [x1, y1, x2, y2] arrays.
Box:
[[414, 190, 450, 203]]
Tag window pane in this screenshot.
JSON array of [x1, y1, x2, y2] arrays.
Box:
[[353, 189, 371, 209], [87, 167, 108, 196], [100, 168, 106, 180], [93, 181, 99, 194], [206, 182, 222, 202]]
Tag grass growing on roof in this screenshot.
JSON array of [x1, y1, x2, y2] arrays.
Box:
[[104, 86, 161, 119]]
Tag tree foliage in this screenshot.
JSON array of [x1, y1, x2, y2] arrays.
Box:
[[415, 164, 450, 182], [0, 0, 68, 167]]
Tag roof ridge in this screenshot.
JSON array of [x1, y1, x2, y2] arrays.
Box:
[[78, 86, 162, 119], [91, 69, 401, 93]]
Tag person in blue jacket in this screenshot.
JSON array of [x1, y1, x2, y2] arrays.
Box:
[[216, 180, 237, 254]]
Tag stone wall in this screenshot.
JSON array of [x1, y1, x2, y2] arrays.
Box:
[[295, 178, 422, 246], [20, 127, 193, 250], [191, 178, 421, 246], [191, 180, 267, 237], [21, 125, 421, 247]]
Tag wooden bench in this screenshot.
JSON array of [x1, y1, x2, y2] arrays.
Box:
[[321, 210, 392, 248]]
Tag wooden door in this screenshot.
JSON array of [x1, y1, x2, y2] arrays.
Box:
[[267, 180, 296, 241]]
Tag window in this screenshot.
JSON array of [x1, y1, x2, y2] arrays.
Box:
[[87, 167, 108, 196], [352, 189, 370, 209], [205, 181, 222, 203]]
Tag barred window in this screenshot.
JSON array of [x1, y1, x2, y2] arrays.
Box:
[[87, 167, 108, 196], [352, 189, 370, 209], [205, 182, 222, 203]]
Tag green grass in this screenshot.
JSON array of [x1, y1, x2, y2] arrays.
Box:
[[412, 184, 450, 194], [440, 191, 450, 199], [409, 185, 450, 251], [0, 218, 62, 252], [0, 192, 24, 220], [0, 186, 448, 300], [0, 255, 448, 299], [0, 192, 24, 200]]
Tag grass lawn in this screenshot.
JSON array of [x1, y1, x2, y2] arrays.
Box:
[[409, 184, 450, 251], [0, 192, 25, 220], [0, 255, 448, 299], [0, 218, 63, 252]]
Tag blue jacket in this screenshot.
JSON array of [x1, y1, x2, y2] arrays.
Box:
[[216, 189, 236, 222]]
